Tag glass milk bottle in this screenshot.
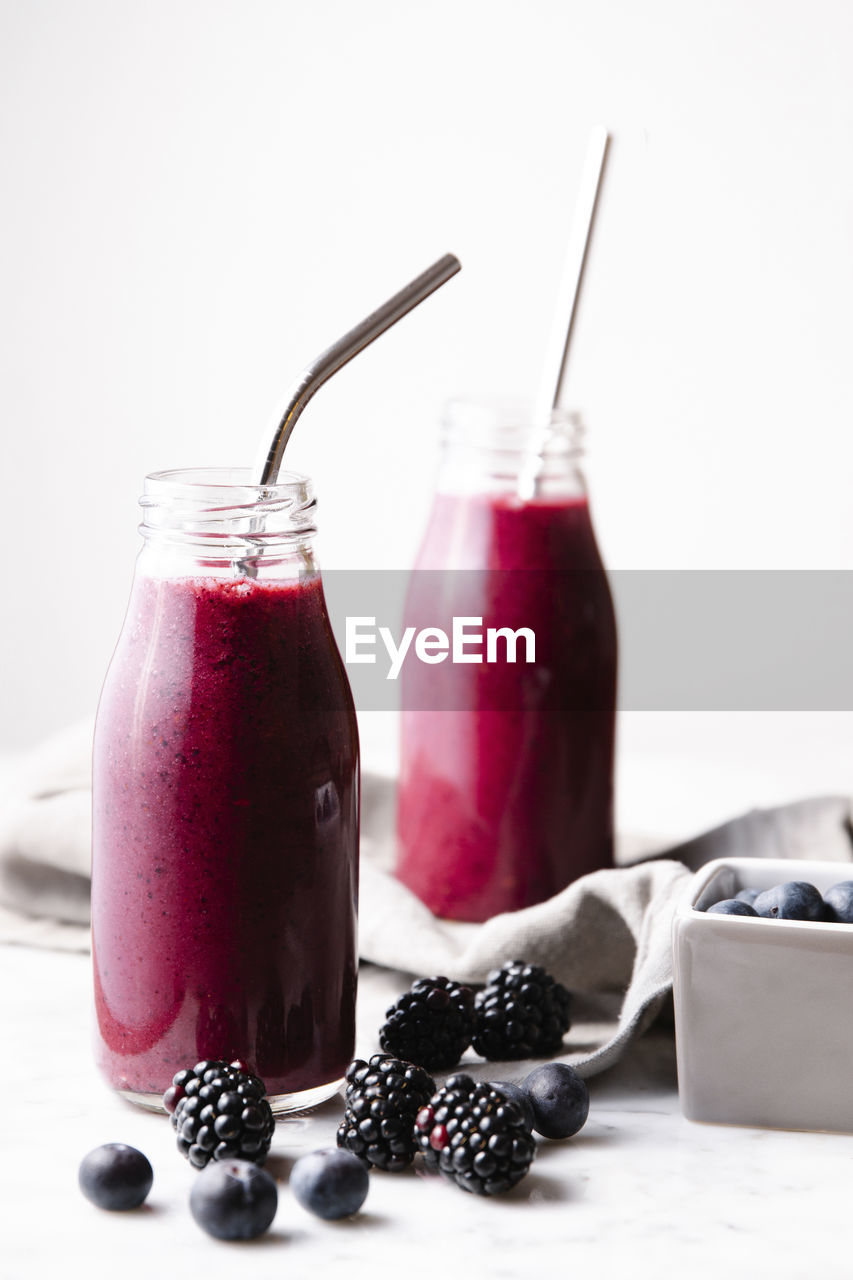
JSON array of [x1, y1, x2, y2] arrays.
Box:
[[92, 469, 359, 1112], [395, 400, 616, 922]]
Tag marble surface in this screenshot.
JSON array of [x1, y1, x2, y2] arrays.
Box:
[[5, 945, 853, 1280]]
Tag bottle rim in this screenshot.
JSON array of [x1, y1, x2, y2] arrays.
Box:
[[139, 467, 317, 546], [441, 397, 584, 455], [143, 465, 310, 497]]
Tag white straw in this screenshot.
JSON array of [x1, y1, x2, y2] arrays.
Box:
[[532, 126, 610, 429]]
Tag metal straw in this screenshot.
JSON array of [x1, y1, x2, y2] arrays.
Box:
[[532, 127, 610, 428], [254, 253, 462, 486]]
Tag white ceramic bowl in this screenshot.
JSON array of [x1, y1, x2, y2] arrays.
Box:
[[672, 856, 853, 1132]]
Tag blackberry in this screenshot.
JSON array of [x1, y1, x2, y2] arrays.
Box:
[[166, 1060, 275, 1170], [414, 1073, 535, 1196], [379, 976, 475, 1072], [472, 960, 572, 1060], [336, 1054, 435, 1172], [490, 1080, 536, 1132]]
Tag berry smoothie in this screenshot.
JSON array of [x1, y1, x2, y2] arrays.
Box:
[[92, 570, 359, 1103], [396, 491, 616, 921]]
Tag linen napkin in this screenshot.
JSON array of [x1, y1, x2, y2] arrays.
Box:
[[2, 721, 851, 1076]]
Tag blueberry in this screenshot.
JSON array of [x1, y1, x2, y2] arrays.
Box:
[[78, 1143, 153, 1211], [521, 1062, 590, 1139], [753, 881, 826, 921], [734, 887, 760, 906], [490, 1081, 535, 1132], [189, 1159, 278, 1240], [823, 881, 853, 923], [706, 899, 758, 916], [290, 1148, 369, 1220]]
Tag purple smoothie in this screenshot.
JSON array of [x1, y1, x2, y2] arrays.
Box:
[[92, 570, 358, 1100], [396, 491, 616, 921]]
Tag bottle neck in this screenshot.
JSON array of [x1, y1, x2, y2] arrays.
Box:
[[137, 467, 318, 579], [436, 399, 587, 500]]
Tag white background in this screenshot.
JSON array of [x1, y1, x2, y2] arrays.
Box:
[[2, 0, 853, 819]]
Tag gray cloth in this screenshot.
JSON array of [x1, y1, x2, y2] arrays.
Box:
[[2, 722, 852, 1077]]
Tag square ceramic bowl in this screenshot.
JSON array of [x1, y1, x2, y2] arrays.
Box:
[[672, 856, 853, 1132]]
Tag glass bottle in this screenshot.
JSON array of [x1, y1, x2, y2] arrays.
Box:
[[92, 468, 359, 1112], [395, 399, 616, 921]]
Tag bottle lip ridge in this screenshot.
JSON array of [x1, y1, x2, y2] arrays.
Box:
[[441, 397, 584, 455], [143, 466, 311, 494], [139, 468, 317, 546]]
